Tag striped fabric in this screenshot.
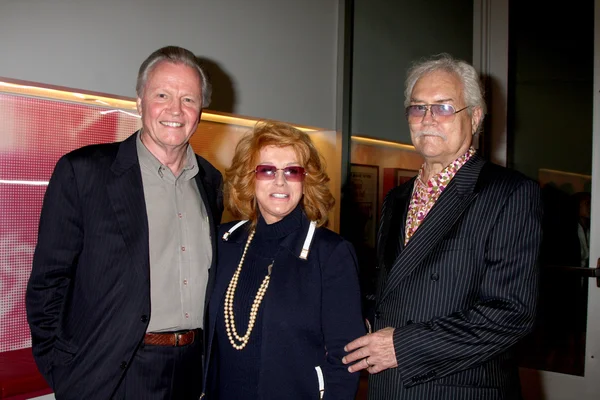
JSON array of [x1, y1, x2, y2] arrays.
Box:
[[369, 154, 543, 400]]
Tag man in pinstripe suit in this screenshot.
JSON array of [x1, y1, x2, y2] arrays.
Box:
[[343, 54, 542, 399]]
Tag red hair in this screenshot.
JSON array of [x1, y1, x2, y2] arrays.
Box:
[[224, 120, 334, 229]]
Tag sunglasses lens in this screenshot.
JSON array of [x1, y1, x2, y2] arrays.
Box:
[[283, 166, 306, 182], [254, 165, 306, 181], [255, 165, 277, 180]]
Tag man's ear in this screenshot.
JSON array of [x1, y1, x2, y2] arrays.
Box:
[[471, 106, 483, 135], [136, 98, 142, 116]]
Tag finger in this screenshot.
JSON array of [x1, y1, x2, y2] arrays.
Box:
[[344, 334, 370, 352], [347, 359, 367, 374], [367, 357, 395, 375], [342, 348, 369, 364]]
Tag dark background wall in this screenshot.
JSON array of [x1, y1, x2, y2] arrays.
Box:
[[509, 0, 594, 180], [350, 0, 474, 144]]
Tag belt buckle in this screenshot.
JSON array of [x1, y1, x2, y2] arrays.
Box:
[[174, 332, 182, 347]]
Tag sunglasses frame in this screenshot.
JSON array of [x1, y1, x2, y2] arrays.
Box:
[[254, 164, 307, 182]]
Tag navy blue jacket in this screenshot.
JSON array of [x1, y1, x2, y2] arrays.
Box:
[[205, 213, 366, 399]]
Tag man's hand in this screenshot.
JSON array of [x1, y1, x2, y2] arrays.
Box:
[[343, 327, 397, 374]]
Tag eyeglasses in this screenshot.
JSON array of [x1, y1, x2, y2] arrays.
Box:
[[254, 165, 306, 182], [405, 104, 470, 124]]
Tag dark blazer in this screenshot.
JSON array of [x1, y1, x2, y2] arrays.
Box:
[[369, 153, 542, 400], [25, 132, 223, 400], [205, 214, 366, 399]]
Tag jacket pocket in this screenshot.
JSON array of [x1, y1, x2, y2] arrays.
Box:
[[432, 384, 501, 400], [52, 336, 78, 366], [314, 366, 325, 399]]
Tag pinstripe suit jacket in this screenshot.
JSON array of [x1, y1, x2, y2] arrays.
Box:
[[26, 132, 223, 400], [368, 153, 542, 400]]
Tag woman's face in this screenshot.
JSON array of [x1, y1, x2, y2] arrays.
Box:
[[254, 145, 304, 224]]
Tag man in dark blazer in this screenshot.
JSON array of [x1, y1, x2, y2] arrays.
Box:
[[343, 53, 542, 399], [26, 46, 223, 400]]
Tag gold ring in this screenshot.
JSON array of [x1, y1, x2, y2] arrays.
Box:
[[365, 358, 371, 367]]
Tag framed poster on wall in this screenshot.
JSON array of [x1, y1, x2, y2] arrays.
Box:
[[349, 164, 379, 248], [382, 168, 418, 199]]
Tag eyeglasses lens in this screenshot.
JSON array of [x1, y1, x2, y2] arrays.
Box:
[[406, 104, 457, 123]]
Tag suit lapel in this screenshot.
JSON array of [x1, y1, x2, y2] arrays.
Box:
[[193, 161, 221, 318], [378, 154, 486, 303], [193, 161, 217, 249], [107, 132, 149, 280], [378, 180, 413, 271], [374, 180, 413, 300], [208, 229, 247, 334]]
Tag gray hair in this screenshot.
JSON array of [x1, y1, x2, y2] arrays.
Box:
[[404, 53, 486, 121], [136, 46, 212, 108]]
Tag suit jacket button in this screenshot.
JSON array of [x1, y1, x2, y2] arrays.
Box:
[[141, 315, 148, 323], [374, 311, 382, 319], [430, 272, 439, 281], [120, 361, 128, 370], [406, 319, 414, 325]]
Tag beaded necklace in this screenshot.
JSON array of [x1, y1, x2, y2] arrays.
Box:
[[223, 230, 272, 350]]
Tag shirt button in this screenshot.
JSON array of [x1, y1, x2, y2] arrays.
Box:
[[140, 315, 148, 323], [181, 246, 186, 252], [185, 312, 189, 319], [120, 361, 128, 370], [178, 213, 182, 219], [431, 272, 439, 281], [183, 279, 188, 285]]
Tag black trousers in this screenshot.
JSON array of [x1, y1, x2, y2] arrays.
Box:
[[112, 335, 203, 400]]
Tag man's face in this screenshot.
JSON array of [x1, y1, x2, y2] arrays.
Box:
[[137, 61, 202, 153], [408, 70, 482, 166]]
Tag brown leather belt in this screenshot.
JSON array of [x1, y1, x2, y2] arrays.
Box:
[[143, 329, 202, 347]]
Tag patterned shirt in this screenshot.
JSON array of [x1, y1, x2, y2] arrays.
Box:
[[404, 147, 476, 244]]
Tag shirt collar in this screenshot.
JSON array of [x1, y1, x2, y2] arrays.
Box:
[[416, 147, 476, 191], [136, 131, 198, 179]]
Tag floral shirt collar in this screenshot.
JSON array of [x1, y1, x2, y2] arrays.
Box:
[[404, 147, 476, 244]]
